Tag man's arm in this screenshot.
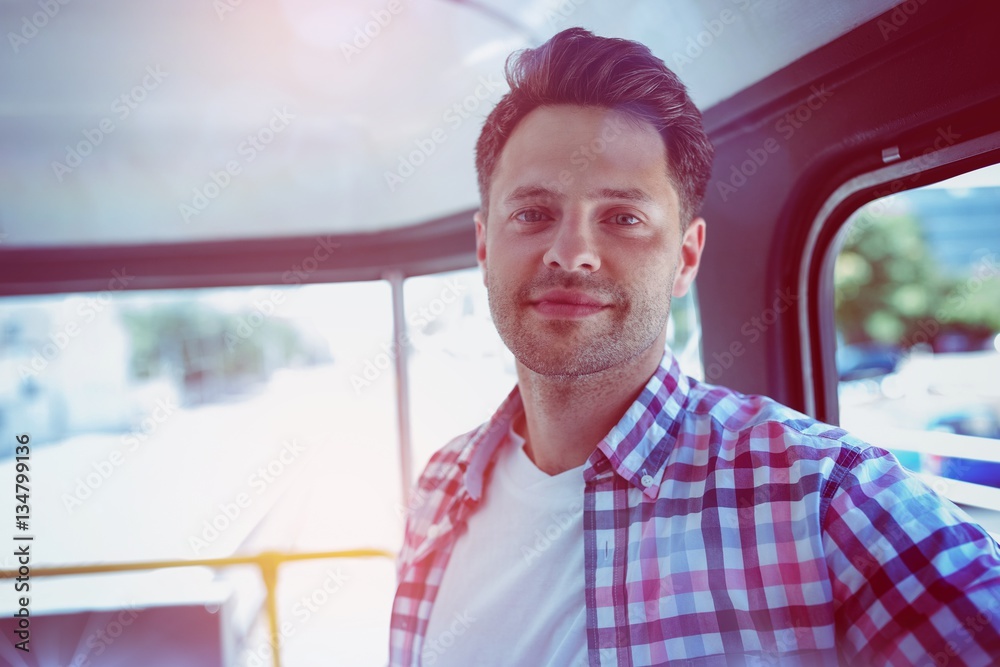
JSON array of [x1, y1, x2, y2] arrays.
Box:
[[824, 445, 1000, 665]]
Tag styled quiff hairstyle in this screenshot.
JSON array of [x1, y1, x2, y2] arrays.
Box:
[[475, 27, 714, 227]]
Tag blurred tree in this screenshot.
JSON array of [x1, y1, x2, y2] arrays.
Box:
[[836, 209, 946, 346], [835, 201, 1000, 349], [120, 301, 309, 404]]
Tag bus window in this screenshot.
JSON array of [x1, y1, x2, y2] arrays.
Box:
[[0, 281, 400, 665], [834, 163, 1000, 489], [403, 267, 516, 479]]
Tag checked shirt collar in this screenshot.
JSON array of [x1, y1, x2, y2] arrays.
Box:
[[410, 347, 689, 563]]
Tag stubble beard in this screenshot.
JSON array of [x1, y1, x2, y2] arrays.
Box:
[[487, 271, 673, 378]]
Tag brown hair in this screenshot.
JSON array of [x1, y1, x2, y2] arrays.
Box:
[[475, 27, 714, 226]]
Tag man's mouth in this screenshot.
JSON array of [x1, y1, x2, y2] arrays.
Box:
[[530, 289, 610, 318]]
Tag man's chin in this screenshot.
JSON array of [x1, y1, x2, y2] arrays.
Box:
[[503, 324, 667, 379], [518, 360, 606, 378], [509, 341, 622, 378]]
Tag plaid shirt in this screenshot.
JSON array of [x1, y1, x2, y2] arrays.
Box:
[[389, 349, 1000, 666]]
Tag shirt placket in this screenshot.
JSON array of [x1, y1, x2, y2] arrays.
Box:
[[585, 467, 636, 667]]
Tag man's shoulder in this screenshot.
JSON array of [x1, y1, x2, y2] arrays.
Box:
[[681, 377, 878, 464], [400, 423, 484, 523], [417, 425, 480, 487], [674, 377, 928, 529], [400, 386, 521, 541]]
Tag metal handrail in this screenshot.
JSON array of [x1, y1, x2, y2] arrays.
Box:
[[0, 548, 396, 667]]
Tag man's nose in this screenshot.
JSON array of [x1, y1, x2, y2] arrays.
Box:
[[542, 216, 601, 272]]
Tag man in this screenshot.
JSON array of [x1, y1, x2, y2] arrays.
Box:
[[389, 28, 1000, 666]]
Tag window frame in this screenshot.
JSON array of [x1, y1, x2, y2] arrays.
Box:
[[798, 130, 1000, 424]]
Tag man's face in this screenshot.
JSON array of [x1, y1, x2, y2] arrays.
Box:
[[475, 104, 705, 377]]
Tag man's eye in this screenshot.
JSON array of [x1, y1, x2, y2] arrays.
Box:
[[514, 209, 548, 223], [609, 213, 641, 226]]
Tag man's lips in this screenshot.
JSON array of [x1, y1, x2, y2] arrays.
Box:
[[529, 289, 610, 317]]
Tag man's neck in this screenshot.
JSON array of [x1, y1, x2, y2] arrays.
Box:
[[513, 340, 666, 476]]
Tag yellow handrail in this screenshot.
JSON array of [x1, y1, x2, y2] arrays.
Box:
[[0, 548, 397, 667]]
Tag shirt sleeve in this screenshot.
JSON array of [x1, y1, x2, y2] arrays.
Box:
[[823, 444, 1000, 665]]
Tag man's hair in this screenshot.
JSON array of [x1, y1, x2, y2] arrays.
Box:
[[475, 27, 714, 227]]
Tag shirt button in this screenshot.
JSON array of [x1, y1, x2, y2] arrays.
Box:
[[640, 475, 654, 487], [426, 525, 441, 539]]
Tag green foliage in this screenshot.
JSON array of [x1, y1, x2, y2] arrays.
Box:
[[668, 289, 698, 350], [120, 300, 308, 391], [835, 206, 999, 347]]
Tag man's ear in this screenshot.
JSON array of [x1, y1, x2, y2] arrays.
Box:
[[474, 209, 488, 286], [672, 217, 706, 297]]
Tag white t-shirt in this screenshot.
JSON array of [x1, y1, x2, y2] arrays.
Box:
[[421, 421, 588, 666]]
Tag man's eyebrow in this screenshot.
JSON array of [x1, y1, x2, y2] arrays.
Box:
[[503, 186, 654, 205], [590, 187, 654, 203], [503, 185, 559, 204]]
